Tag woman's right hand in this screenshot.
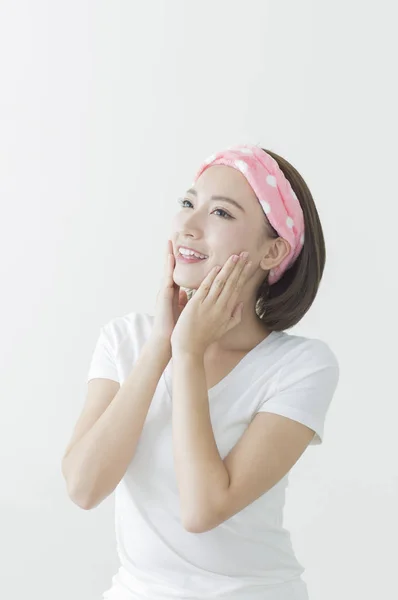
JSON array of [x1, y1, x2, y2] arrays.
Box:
[[151, 239, 189, 343]]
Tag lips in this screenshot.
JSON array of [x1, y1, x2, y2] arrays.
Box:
[[177, 245, 208, 258], [176, 249, 208, 264]]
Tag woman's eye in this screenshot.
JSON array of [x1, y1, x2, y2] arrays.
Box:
[[177, 198, 232, 219], [178, 198, 192, 208]]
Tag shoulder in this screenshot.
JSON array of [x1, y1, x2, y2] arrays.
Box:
[[276, 331, 339, 370], [102, 311, 155, 351], [272, 332, 340, 391]]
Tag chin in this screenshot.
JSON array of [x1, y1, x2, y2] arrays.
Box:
[[172, 267, 204, 290], [173, 273, 199, 290]]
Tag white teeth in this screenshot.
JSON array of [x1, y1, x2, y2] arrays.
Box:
[[179, 248, 207, 259]]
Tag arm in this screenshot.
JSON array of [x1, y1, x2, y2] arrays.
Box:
[[171, 351, 230, 532], [171, 351, 315, 534], [62, 336, 171, 510]]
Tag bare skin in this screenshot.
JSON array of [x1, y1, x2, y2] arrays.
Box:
[[168, 164, 291, 357]]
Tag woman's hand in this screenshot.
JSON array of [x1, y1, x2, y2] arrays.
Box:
[[170, 251, 251, 355], [151, 239, 189, 343]]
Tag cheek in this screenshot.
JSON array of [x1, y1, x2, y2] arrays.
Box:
[[216, 229, 247, 253], [171, 213, 194, 234]]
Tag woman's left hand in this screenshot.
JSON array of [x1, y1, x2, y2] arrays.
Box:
[[170, 251, 252, 355]]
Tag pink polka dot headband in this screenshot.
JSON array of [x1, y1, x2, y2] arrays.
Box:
[[191, 143, 305, 285]]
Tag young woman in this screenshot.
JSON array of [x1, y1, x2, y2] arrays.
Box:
[[62, 144, 340, 600]]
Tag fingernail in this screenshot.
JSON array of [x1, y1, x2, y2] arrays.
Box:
[[241, 251, 249, 260]]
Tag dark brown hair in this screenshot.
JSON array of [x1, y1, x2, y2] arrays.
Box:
[[255, 148, 326, 331]]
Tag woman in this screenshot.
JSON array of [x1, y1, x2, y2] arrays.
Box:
[[62, 144, 340, 599]]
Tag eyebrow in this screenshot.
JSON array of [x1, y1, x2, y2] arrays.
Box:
[[185, 188, 245, 213]]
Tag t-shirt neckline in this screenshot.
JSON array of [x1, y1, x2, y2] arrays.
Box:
[[164, 329, 282, 399]]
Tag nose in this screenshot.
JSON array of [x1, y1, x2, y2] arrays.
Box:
[[178, 216, 203, 239], [171, 209, 204, 247]]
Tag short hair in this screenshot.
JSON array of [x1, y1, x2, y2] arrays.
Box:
[[256, 148, 326, 330]]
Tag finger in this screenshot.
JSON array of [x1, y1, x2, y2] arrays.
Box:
[[169, 241, 175, 269], [205, 253, 242, 302], [164, 239, 172, 272], [208, 253, 251, 310], [231, 301, 244, 324], [224, 253, 250, 296], [164, 240, 176, 289], [168, 240, 174, 264], [225, 259, 252, 312], [164, 240, 168, 269], [178, 289, 188, 308], [194, 265, 223, 301]]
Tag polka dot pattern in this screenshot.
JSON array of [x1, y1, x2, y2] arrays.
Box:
[[260, 200, 271, 214], [234, 159, 249, 173], [192, 143, 305, 285]]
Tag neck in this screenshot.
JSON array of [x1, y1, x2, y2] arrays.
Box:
[[207, 301, 270, 353]]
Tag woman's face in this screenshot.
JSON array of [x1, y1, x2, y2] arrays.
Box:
[[170, 165, 286, 292]]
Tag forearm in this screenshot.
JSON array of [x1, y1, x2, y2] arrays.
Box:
[[171, 351, 230, 531], [65, 336, 171, 509]]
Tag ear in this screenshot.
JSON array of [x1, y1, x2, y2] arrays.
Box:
[[260, 238, 291, 271]]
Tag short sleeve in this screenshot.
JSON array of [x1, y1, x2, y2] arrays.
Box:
[[86, 323, 120, 383], [256, 340, 340, 445]]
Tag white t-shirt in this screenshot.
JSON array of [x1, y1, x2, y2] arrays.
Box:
[[86, 312, 340, 600]]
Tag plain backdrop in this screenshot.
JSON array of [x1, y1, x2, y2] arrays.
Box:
[[1, 1, 397, 599]]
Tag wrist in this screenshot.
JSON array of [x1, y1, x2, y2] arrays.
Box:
[[171, 345, 205, 360], [147, 334, 172, 355]]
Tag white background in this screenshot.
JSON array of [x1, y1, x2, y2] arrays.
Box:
[[1, 1, 397, 599]]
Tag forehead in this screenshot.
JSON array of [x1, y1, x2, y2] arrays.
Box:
[[194, 165, 258, 203]]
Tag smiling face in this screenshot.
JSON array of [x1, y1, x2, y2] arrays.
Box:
[[169, 164, 291, 294]]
